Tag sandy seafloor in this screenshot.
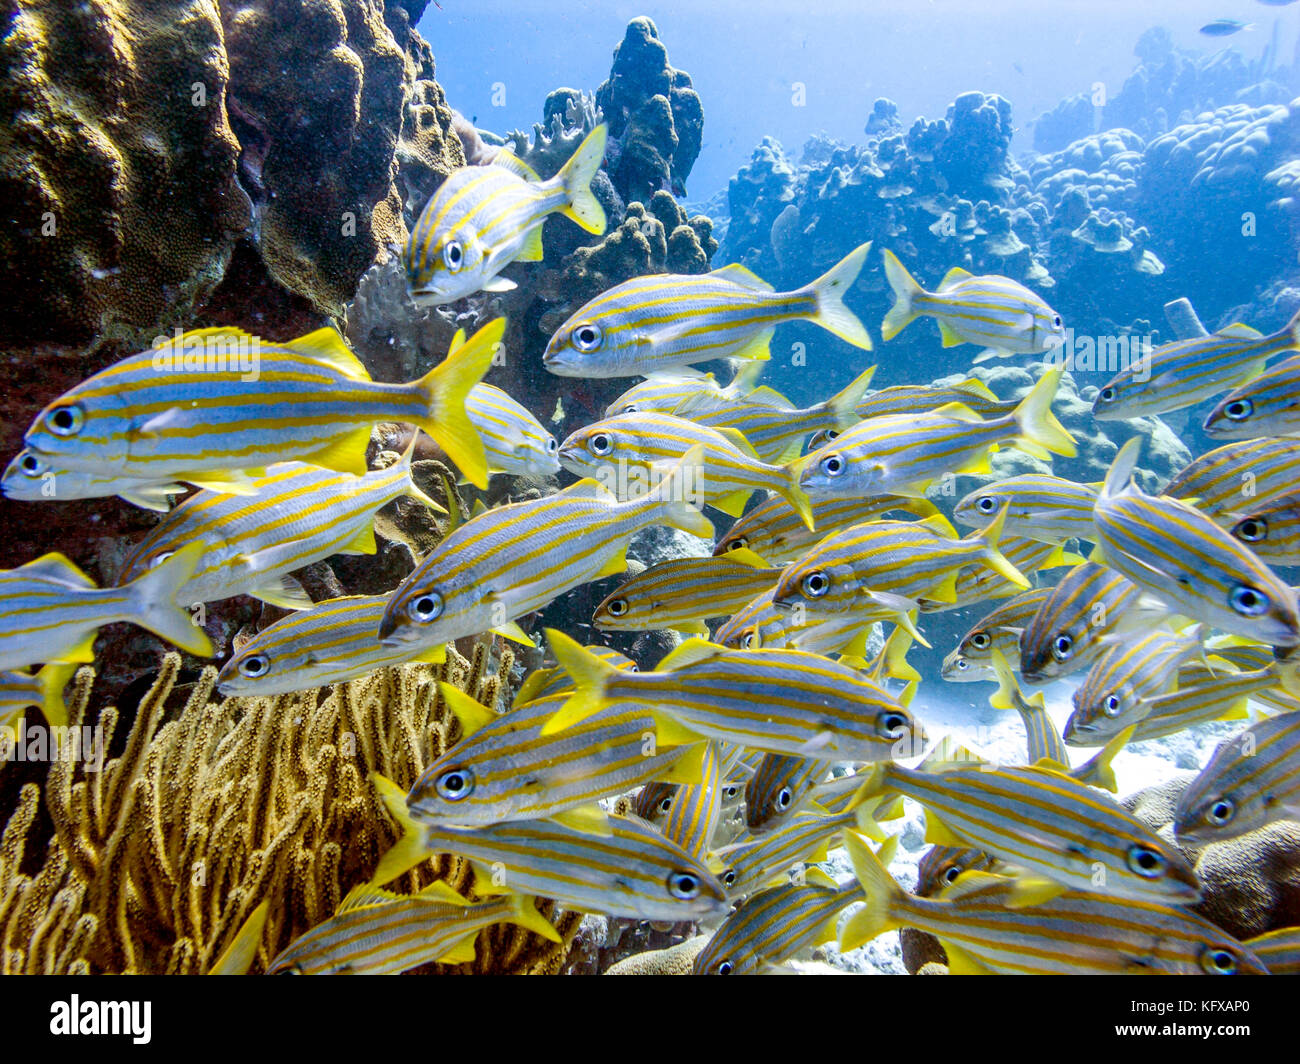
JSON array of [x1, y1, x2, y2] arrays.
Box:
[[730, 677, 1242, 975]]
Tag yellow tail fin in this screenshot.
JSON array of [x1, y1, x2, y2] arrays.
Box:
[[974, 503, 1031, 590], [368, 771, 430, 887], [839, 833, 903, 951], [415, 318, 504, 490], [805, 241, 873, 350], [539, 628, 619, 736], [555, 125, 608, 235], [880, 250, 926, 342], [1012, 367, 1076, 458]]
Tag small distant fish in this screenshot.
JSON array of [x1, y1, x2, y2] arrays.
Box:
[[1245, 927, 1300, 976], [713, 492, 938, 564], [540, 630, 923, 761], [799, 367, 1076, 500], [512, 645, 637, 705], [1200, 19, 1252, 36], [1163, 438, 1300, 523], [378, 451, 711, 650], [915, 846, 1002, 897], [466, 383, 561, 479], [0, 544, 212, 670], [0, 663, 76, 728], [370, 773, 730, 923], [19, 321, 502, 493], [267, 880, 560, 974], [405, 125, 607, 304], [1174, 710, 1300, 845], [918, 537, 1081, 614], [1092, 311, 1299, 420], [1205, 352, 1300, 439], [1, 449, 184, 512], [543, 243, 874, 379], [744, 754, 833, 835], [1092, 438, 1300, 646], [1223, 492, 1300, 566], [954, 475, 1099, 545], [217, 595, 447, 697], [880, 250, 1066, 356], [850, 378, 1021, 423], [720, 800, 875, 899], [841, 833, 1264, 975], [592, 550, 780, 635], [712, 587, 876, 657], [662, 741, 725, 860], [940, 587, 1052, 682]]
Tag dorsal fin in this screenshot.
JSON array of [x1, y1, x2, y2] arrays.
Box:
[[938, 266, 974, 291], [953, 377, 999, 400], [717, 426, 760, 459], [1218, 322, 1263, 339], [565, 477, 616, 499], [491, 149, 541, 183], [337, 883, 401, 913], [656, 637, 724, 671], [932, 401, 984, 423], [722, 547, 771, 570], [287, 328, 371, 381], [711, 262, 776, 292], [20, 552, 96, 588]]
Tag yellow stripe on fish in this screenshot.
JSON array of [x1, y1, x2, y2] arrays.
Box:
[[1163, 438, 1300, 521], [1, 449, 185, 512], [0, 663, 75, 728], [954, 474, 1099, 544], [940, 587, 1052, 682], [1205, 351, 1300, 438], [918, 537, 1080, 614]]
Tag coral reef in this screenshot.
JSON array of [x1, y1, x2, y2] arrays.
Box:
[[602, 934, 709, 975], [0, 649, 580, 974]]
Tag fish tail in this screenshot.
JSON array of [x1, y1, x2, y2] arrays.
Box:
[[648, 444, 714, 539], [1101, 435, 1143, 499], [988, 648, 1020, 711], [880, 249, 925, 341], [839, 832, 903, 951], [413, 318, 504, 491], [125, 542, 214, 657], [974, 503, 1031, 589], [539, 628, 618, 735], [804, 240, 873, 350], [826, 364, 876, 427], [1073, 724, 1134, 793], [1012, 366, 1077, 458], [880, 625, 920, 683], [505, 894, 563, 944], [207, 901, 270, 975], [367, 771, 431, 887], [554, 124, 608, 235], [777, 461, 816, 533], [35, 662, 76, 728], [395, 434, 446, 514]]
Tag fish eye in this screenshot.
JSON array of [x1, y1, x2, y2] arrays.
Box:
[[238, 653, 270, 678], [741, 632, 757, 649], [943, 865, 962, 885], [17, 453, 43, 476], [667, 870, 701, 899], [546, 437, 558, 454], [47, 404, 85, 437], [1126, 845, 1167, 878], [443, 240, 464, 271], [408, 591, 444, 623], [606, 598, 628, 617], [976, 496, 996, 514], [728, 537, 749, 552], [722, 869, 737, 887], [1052, 634, 1074, 661], [1200, 947, 1239, 975], [724, 785, 739, 800], [955, 658, 969, 670], [802, 570, 830, 598], [1098, 387, 1115, 403], [435, 768, 474, 801], [715, 960, 734, 975], [589, 433, 612, 457], [573, 323, 603, 352], [820, 453, 845, 477], [1229, 585, 1269, 617], [660, 796, 673, 813], [878, 711, 909, 738], [1233, 517, 1267, 543], [776, 787, 793, 810], [970, 632, 991, 650], [1102, 693, 1122, 717], [1207, 798, 1235, 826], [1223, 398, 1253, 421], [1052, 315, 1062, 328]]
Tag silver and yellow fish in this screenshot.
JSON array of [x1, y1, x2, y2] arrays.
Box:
[[1092, 310, 1300, 420], [1223, 492, 1300, 566], [720, 802, 872, 899], [1163, 438, 1300, 521], [1174, 710, 1300, 846], [1, 449, 185, 512], [1245, 927, 1300, 975], [940, 587, 1052, 682], [1204, 349, 1300, 439], [0, 544, 211, 670], [849, 377, 1020, 422], [880, 250, 1066, 356], [712, 587, 878, 656], [266, 880, 560, 974], [918, 537, 1080, 614], [0, 663, 75, 728], [543, 242, 873, 378], [1092, 437, 1300, 646], [662, 741, 726, 860], [954, 474, 1099, 545], [20, 321, 502, 493], [743, 754, 833, 835], [404, 125, 607, 304], [466, 383, 561, 479], [592, 549, 780, 635]]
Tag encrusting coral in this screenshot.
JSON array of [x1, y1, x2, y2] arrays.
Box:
[[0, 647, 581, 975]]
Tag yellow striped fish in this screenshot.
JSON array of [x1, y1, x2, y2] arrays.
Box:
[[1164, 437, 1300, 522], [217, 596, 448, 697], [540, 630, 923, 761], [954, 474, 1099, 544], [1204, 352, 1300, 439], [1093, 309, 1300, 420], [512, 645, 637, 706], [466, 384, 560, 479], [116, 447, 438, 610], [773, 510, 1028, 624], [850, 753, 1199, 903], [1, 449, 185, 511], [558, 411, 814, 527], [799, 367, 1076, 499], [1224, 492, 1300, 566], [841, 833, 1265, 975], [880, 250, 1066, 356], [1064, 626, 1207, 743], [850, 378, 1020, 422], [592, 549, 780, 635], [1092, 437, 1300, 646], [713, 587, 880, 656], [369, 773, 729, 922], [918, 537, 1080, 614], [915, 846, 1002, 897], [744, 754, 833, 835], [405, 684, 701, 828], [378, 451, 711, 650], [0, 663, 75, 728], [720, 803, 871, 899], [662, 741, 725, 860], [20, 320, 502, 493], [632, 781, 678, 825], [543, 242, 873, 378], [266, 880, 560, 974], [713, 491, 938, 564], [1245, 927, 1300, 974], [940, 587, 1052, 682], [0, 543, 211, 670], [1174, 709, 1300, 845], [404, 125, 607, 304]]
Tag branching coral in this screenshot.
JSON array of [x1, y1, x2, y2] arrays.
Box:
[[0, 647, 580, 975]]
